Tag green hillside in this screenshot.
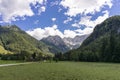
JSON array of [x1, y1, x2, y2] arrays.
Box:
[[0, 25, 52, 55], [64, 15, 120, 62], [0, 45, 12, 54]]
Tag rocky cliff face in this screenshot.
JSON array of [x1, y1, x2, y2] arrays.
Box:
[[41, 35, 70, 53], [63, 35, 89, 49], [41, 34, 89, 53]]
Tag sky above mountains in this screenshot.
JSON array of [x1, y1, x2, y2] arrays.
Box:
[[0, 0, 120, 40]]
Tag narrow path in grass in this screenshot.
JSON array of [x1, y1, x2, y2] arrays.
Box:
[[0, 62, 33, 67]]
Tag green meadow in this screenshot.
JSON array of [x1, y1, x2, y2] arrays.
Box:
[[0, 61, 120, 80], [0, 60, 22, 64]]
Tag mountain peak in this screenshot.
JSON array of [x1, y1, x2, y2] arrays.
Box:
[[41, 35, 69, 53], [0, 25, 21, 32], [7, 25, 21, 31], [63, 35, 89, 49], [41, 35, 89, 53]]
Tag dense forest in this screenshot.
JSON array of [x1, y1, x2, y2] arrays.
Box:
[[63, 16, 120, 62]]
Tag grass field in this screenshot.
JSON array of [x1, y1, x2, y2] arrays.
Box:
[[0, 61, 120, 80], [0, 60, 23, 64]]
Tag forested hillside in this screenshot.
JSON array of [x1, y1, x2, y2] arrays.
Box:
[[64, 16, 120, 62], [0, 25, 53, 60]]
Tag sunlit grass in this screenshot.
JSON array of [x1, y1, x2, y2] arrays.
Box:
[[0, 61, 120, 80]]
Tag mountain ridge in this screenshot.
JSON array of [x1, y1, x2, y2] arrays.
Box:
[[0, 25, 52, 55], [41, 35, 70, 53], [41, 34, 89, 53], [63, 34, 89, 49], [64, 15, 120, 62]]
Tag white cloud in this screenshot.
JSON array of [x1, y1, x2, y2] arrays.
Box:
[[71, 11, 109, 35], [52, 18, 56, 22], [72, 23, 80, 28], [63, 17, 72, 24], [26, 24, 89, 40], [60, 0, 113, 17], [75, 10, 109, 28], [38, 6, 46, 15], [0, 0, 113, 39], [27, 10, 110, 40], [63, 30, 78, 38], [75, 28, 93, 35], [0, 0, 47, 23], [60, 0, 113, 35], [26, 24, 64, 40]]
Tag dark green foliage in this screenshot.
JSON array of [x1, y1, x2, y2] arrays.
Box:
[[0, 25, 51, 54], [64, 15, 120, 62], [0, 25, 52, 53], [0, 25, 54, 60], [54, 52, 64, 61], [32, 53, 37, 60], [0, 50, 43, 61]]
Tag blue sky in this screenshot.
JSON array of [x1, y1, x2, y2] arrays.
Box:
[[0, 0, 120, 40]]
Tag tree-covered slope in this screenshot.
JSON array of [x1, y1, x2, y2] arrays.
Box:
[[0, 25, 51, 54], [0, 45, 12, 54], [64, 15, 120, 62]]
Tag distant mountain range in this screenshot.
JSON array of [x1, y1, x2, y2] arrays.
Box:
[[63, 35, 89, 49], [41, 36, 69, 53], [0, 25, 89, 55], [41, 35, 89, 53]]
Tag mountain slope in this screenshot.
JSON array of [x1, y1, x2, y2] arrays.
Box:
[[0, 45, 12, 54], [0, 25, 51, 54], [41, 35, 70, 53], [41, 35, 89, 53], [65, 15, 120, 62], [63, 35, 89, 49]]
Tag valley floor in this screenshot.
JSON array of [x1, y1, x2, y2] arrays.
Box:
[[0, 61, 120, 80], [0, 60, 23, 64]]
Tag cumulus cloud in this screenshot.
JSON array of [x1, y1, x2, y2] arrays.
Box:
[[60, 0, 112, 17], [52, 18, 56, 22], [63, 30, 79, 38], [38, 6, 46, 15], [70, 11, 109, 35], [60, 0, 113, 35], [72, 11, 109, 28], [26, 24, 88, 40], [26, 10, 110, 40], [72, 23, 80, 28], [80, 11, 109, 27], [0, 0, 47, 23], [75, 28, 93, 35], [26, 24, 64, 40], [0, 0, 114, 39]]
